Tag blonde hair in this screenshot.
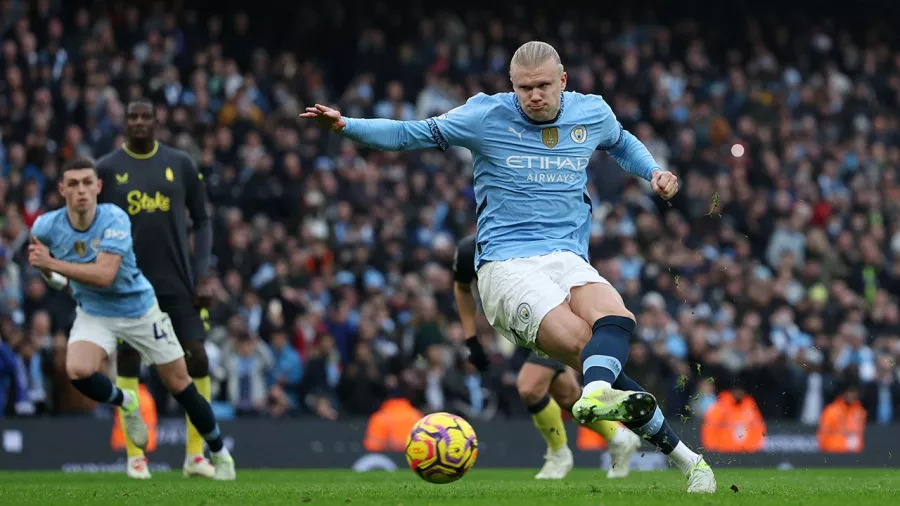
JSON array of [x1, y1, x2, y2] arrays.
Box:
[[510, 41, 564, 75]]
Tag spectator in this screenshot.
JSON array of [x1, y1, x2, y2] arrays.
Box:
[[224, 332, 275, 416], [362, 375, 423, 452], [267, 327, 302, 416], [338, 340, 386, 416], [818, 383, 868, 453], [862, 355, 900, 425], [700, 376, 767, 453], [0, 331, 30, 417]]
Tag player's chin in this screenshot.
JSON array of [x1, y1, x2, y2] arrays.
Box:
[[528, 111, 553, 122]]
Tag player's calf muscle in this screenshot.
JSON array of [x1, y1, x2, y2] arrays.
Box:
[[516, 364, 557, 405], [549, 372, 582, 410]]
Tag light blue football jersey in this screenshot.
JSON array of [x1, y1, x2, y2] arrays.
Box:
[[31, 203, 157, 318], [342, 91, 660, 269]]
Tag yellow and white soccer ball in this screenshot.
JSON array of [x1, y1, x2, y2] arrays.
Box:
[[405, 412, 478, 484]]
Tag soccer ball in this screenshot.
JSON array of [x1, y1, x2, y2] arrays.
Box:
[[405, 412, 478, 484]]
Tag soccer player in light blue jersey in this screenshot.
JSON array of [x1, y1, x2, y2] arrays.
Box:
[[303, 41, 716, 493], [28, 157, 236, 481]]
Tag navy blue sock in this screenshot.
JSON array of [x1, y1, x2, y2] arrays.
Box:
[[173, 383, 224, 452], [614, 373, 681, 454], [71, 373, 125, 406], [580, 316, 635, 386]]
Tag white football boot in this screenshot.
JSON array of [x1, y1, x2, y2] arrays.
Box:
[[534, 446, 574, 480], [183, 454, 216, 478], [212, 452, 237, 481], [126, 456, 151, 480], [120, 389, 149, 450], [606, 429, 641, 478], [686, 456, 717, 493]]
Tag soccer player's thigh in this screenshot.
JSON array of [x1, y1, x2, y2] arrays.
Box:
[[516, 353, 565, 405], [67, 310, 118, 376], [477, 257, 587, 371], [120, 305, 187, 391], [558, 251, 634, 325]]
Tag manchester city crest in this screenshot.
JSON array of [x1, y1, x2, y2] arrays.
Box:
[[517, 302, 532, 323], [571, 125, 588, 144]]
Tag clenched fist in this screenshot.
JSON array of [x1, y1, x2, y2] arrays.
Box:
[[651, 170, 679, 200]]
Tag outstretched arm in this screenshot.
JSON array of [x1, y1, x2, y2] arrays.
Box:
[[342, 117, 443, 152], [301, 94, 487, 152]]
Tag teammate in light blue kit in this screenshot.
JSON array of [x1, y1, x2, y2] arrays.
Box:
[[28, 157, 235, 480], [303, 41, 715, 493]]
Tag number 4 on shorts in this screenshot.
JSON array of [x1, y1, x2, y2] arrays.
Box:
[[153, 322, 168, 340]]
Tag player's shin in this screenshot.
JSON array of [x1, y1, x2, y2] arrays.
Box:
[[614, 374, 701, 474], [172, 382, 228, 456], [583, 420, 622, 441], [580, 316, 634, 394], [528, 394, 567, 451], [185, 376, 212, 456]]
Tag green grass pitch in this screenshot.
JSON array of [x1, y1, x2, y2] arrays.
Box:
[[0, 469, 896, 505]]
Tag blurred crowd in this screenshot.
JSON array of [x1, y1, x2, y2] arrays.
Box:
[[1, 0, 899, 427]]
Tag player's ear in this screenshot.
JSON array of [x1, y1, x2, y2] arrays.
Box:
[[96, 175, 103, 192], [58, 180, 65, 197], [560, 71, 567, 91]]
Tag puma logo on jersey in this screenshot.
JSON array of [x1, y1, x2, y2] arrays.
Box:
[[508, 127, 524, 140], [127, 190, 171, 215]]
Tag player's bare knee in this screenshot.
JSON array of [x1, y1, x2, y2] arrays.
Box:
[[164, 370, 192, 393], [182, 341, 209, 378], [569, 283, 635, 325], [590, 305, 634, 325], [66, 362, 97, 381], [609, 308, 635, 322], [157, 359, 192, 393]]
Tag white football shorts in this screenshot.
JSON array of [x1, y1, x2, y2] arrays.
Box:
[[69, 302, 185, 365], [476, 250, 611, 350]]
